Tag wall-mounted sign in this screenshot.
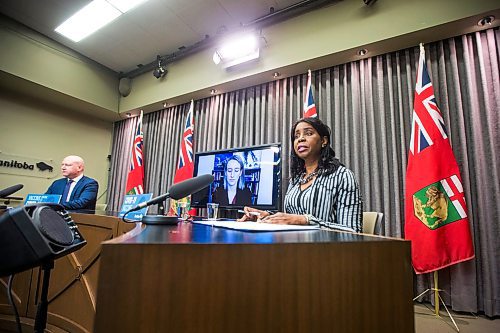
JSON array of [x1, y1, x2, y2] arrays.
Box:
[[0, 152, 58, 179]]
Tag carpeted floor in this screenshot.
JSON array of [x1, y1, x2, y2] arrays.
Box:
[[415, 303, 500, 333]]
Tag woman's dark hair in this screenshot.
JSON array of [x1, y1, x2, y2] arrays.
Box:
[[289, 117, 341, 180]]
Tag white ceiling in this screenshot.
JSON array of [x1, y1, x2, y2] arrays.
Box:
[[0, 0, 315, 74]]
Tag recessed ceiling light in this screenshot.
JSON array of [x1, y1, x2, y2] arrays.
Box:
[[358, 49, 368, 56], [163, 102, 168, 108], [210, 89, 217, 95], [55, 0, 121, 42], [273, 72, 281, 78], [126, 112, 132, 117], [478, 15, 494, 26], [55, 0, 150, 42]]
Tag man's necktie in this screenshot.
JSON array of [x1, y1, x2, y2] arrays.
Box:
[[61, 179, 73, 203]]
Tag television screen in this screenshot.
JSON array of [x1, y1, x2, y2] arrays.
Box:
[[191, 143, 281, 210]]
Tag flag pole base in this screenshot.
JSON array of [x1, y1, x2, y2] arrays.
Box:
[[142, 215, 179, 225], [413, 271, 460, 332]]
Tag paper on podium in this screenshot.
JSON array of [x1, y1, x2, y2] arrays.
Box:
[[192, 219, 319, 232]]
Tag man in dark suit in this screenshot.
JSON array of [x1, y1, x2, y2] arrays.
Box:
[[46, 155, 98, 211]]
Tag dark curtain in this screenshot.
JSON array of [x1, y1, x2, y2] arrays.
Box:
[[107, 28, 500, 316]]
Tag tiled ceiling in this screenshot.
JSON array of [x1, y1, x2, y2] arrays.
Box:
[[0, 0, 318, 74]]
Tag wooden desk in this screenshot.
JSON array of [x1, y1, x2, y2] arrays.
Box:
[[94, 223, 414, 333]]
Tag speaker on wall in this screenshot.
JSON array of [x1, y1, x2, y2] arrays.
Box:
[[118, 77, 132, 97], [0, 203, 86, 277]]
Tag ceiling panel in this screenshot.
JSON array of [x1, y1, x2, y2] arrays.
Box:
[[0, 0, 308, 73], [218, 0, 279, 24]]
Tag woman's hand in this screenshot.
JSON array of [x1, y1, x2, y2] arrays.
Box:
[[237, 206, 270, 221], [260, 213, 308, 225]]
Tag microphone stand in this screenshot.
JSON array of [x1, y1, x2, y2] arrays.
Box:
[[34, 260, 54, 333], [1, 196, 24, 210], [157, 201, 165, 215], [141, 200, 179, 225], [123, 174, 214, 225], [122, 200, 179, 225]]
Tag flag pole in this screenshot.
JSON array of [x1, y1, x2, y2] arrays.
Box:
[[413, 270, 460, 332], [433, 271, 439, 316]]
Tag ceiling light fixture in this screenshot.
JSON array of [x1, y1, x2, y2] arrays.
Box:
[[478, 15, 495, 26], [210, 89, 217, 95], [153, 55, 167, 79], [358, 49, 368, 56], [213, 32, 261, 68], [107, 0, 149, 13], [273, 72, 281, 78], [55, 0, 150, 42]]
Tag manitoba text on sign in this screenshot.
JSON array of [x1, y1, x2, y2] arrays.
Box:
[[0, 152, 58, 179]]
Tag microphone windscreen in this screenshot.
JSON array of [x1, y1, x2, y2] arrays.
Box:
[[0, 184, 24, 198], [169, 174, 214, 200]]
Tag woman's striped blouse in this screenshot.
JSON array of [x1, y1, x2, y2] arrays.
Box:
[[284, 166, 363, 232]]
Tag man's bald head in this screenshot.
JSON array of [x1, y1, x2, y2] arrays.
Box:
[[61, 155, 85, 179]]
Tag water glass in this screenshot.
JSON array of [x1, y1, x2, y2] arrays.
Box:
[[176, 201, 190, 221], [206, 203, 219, 220]]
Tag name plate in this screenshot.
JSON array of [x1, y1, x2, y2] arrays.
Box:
[[24, 194, 61, 205], [119, 194, 153, 221]]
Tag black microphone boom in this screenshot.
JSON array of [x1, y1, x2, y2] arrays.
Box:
[[0, 184, 24, 198], [128, 174, 214, 213], [169, 174, 214, 200]]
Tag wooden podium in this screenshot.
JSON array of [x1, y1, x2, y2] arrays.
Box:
[[94, 222, 414, 333]]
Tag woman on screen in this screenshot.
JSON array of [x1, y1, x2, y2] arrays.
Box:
[[239, 117, 363, 232], [212, 155, 253, 206]]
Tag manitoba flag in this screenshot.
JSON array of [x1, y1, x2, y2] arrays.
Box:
[[405, 45, 474, 274], [169, 100, 196, 215], [303, 69, 318, 118], [125, 111, 144, 195]]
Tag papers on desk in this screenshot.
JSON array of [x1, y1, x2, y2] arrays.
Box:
[[192, 219, 320, 232]]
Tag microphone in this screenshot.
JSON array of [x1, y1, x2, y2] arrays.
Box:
[[0, 184, 24, 198], [127, 174, 214, 213]]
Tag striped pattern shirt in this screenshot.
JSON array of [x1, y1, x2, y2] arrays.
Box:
[[284, 166, 363, 232]]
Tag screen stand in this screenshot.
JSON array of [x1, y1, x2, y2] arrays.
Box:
[[142, 215, 179, 225]]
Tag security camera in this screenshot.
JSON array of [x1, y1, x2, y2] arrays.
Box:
[[153, 67, 167, 79], [153, 54, 167, 79]]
